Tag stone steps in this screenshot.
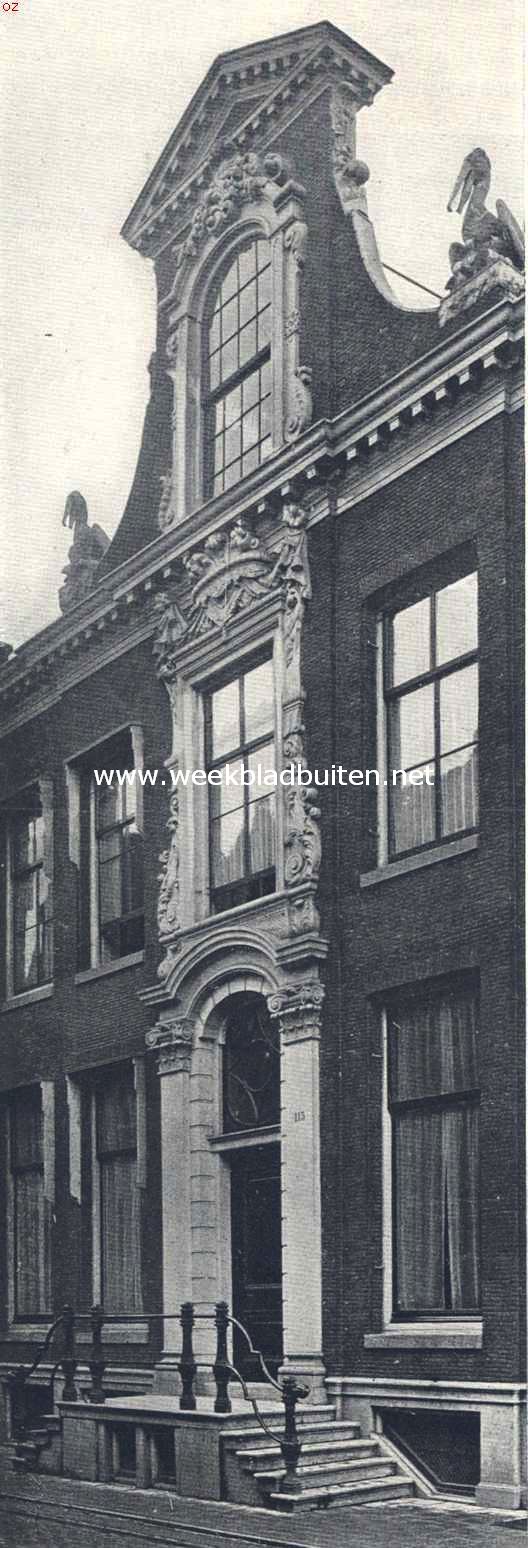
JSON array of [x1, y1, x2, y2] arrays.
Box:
[[222, 1408, 416, 1511]]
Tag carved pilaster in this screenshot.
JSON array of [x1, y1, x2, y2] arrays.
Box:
[[146, 1016, 194, 1076], [273, 501, 321, 893], [283, 219, 312, 443], [330, 85, 371, 218], [267, 981, 324, 1044], [157, 790, 180, 941]]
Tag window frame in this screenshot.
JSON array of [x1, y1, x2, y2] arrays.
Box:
[[382, 983, 481, 1324], [202, 237, 273, 499], [204, 652, 276, 914], [380, 569, 479, 864], [68, 725, 145, 974], [2, 779, 54, 1003], [6, 1084, 53, 1323], [90, 1062, 143, 1317], [163, 179, 309, 524]]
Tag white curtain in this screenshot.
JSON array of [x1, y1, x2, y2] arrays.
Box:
[[391, 991, 479, 1312]]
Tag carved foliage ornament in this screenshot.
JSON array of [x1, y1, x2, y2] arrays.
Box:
[[157, 790, 180, 940], [173, 150, 289, 283], [153, 504, 312, 673]]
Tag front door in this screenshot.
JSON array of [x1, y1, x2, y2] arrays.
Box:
[[230, 1142, 282, 1379]]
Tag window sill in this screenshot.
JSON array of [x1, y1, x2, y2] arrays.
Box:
[[75, 952, 144, 985], [1, 983, 54, 1013], [210, 1124, 280, 1152], [360, 833, 479, 888], [364, 1320, 483, 1350]]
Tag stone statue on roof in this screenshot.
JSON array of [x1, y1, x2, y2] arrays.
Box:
[[59, 491, 110, 614]]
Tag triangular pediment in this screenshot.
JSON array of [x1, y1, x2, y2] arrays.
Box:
[[122, 20, 392, 259]]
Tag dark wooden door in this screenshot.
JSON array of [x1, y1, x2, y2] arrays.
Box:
[[230, 1143, 282, 1380]]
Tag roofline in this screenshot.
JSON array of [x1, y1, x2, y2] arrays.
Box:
[[121, 20, 393, 245]]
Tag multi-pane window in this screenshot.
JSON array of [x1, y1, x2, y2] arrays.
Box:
[[9, 1087, 50, 1317], [94, 1066, 141, 1314], [77, 731, 144, 968], [95, 777, 144, 963], [387, 985, 480, 1316], [384, 571, 478, 857], [204, 238, 272, 497], [11, 793, 53, 995], [205, 658, 276, 913]]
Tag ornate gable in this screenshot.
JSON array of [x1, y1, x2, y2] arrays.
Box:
[[121, 22, 392, 260]]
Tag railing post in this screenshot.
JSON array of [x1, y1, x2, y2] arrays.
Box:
[[279, 1377, 307, 1495], [178, 1302, 197, 1411], [88, 1304, 106, 1404], [61, 1304, 78, 1402], [213, 1301, 231, 1415]]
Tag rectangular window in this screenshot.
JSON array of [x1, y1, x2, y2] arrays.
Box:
[[77, 729, 144, 969], [9, 1087, 51, 1317], [93, 1066, 141, 1314], [8, 787, 53, 996], [205, 657, 276, 913], [384, 571, 478, 858], [387, 984, 480, 1317]]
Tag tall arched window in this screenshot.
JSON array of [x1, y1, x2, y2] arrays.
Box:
[[203, 237, 272, 498]]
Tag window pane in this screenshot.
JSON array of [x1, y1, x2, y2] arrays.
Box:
[[247, 742, 276, 798], [14, 872, 37, 935], [260, 395, 271, 438], [209, 311, 220, 354], [243, 447, 260, 477], [258, 264, 271, 306], [221, 256, 239, 302], [239, 279, 256, 328], [214, 434, 224, 474], [242, 404, 259, 451], [391, 598, 430, 687], [260, 435, 272, 463], [211, 809, 245, 886], [224, 461, 240, 491], [389, 991, 479, 1102], [239, 321, 257, 367], [14, 1170, 49, 1315], [244, 661, 274, 743], [248, 794, 275, 875], [97, 1067, 136, 1154], [211, 680, 240, 758], [238, 243, 257, 285], [221, 295, 238, 344], [440, 745, 479, 837], [97, 783, 120, 831], [100, 1155, 141, 1313], [440, 664, 478, 753], [224, 384, 241, 427], [391, 765, 435, 854], [209, 353, 220, 393], [221, 337, 237, 383], [210, 759, 245, 818], [224, 422, 241, 468], [258, 307, 271, 351], [243, 369, 260, 411], [390, 684, 434, 770], [436, 572, 478, 665], [223, 998, 280, 1132]]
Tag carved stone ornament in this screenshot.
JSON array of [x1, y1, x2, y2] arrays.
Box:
[[267, 980, 325, 1041], [172, 150, 289, 289], [59, 491, 110, 614], [146, 1016, 194, 1076], [269, 502, 312, 672], [157, 791, 180, 939], [157, 473, 174, 533], [330, 85, 370, 218]]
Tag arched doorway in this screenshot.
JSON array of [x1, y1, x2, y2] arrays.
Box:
[[221, 993, 282, 1378]]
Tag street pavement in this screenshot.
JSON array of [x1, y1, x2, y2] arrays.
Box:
[[0, 1486, 525, 1548]]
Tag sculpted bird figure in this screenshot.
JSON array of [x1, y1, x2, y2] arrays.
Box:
[[447, 148, 524, 288]]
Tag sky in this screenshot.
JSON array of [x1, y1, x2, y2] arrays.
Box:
[[0, 0, 523, 649]]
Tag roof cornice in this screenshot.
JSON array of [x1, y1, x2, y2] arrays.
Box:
[[122, 23, 392, 257], [0, 297, 522, 732]]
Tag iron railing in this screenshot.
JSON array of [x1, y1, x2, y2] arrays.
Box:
[[5, 1300, 309, 1493]]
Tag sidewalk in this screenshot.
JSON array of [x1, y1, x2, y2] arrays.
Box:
[[0, 1460, 525, 1548]]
